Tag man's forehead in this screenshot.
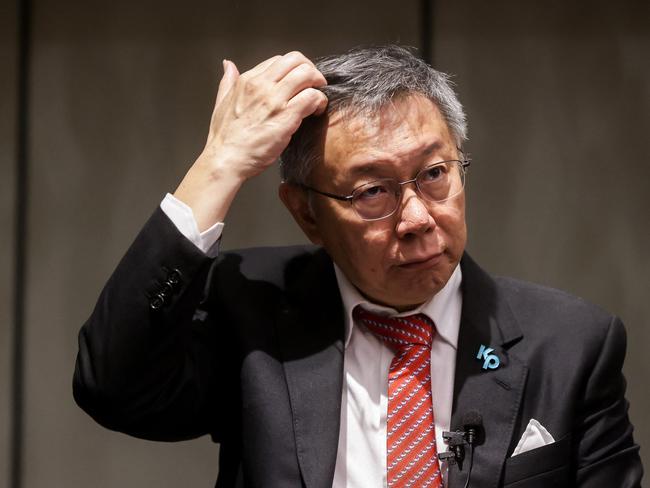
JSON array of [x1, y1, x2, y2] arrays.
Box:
[[342, 141, 446, 177], [321, 95, 453, 165]]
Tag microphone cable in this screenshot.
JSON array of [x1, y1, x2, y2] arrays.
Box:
[[461, 410, 482, 488], [463, 443, 474, 488]]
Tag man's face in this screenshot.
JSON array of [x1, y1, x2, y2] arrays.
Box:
[[304, 95, 467, 310]]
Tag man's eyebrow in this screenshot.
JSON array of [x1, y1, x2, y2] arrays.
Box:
[[346, 141, 445, 176]]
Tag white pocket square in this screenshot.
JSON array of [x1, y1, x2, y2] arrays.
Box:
[[511, 418, 555, 456]]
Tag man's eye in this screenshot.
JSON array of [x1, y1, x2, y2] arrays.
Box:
[[421, 165, 445, 181], [357, 184, 389, 200]]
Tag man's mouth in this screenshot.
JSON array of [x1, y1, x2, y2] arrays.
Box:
[[397, 253, 443, 270]]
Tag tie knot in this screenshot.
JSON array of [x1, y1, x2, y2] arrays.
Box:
[[353, 306, 434, 352]]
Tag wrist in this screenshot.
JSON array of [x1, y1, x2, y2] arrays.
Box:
[[194, 147, 249, 185], [173, 154, 245, 231]]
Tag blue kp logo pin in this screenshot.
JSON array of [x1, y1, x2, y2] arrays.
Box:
[[477, 345, 500, 370]]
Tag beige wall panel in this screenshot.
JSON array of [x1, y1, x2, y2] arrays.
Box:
[[434, 0, 649, 469], [0, 1, 17, 486], [23, 1, 418, 486]]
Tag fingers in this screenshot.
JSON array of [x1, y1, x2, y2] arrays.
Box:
[[263, 51, 317, 83], [252, 52, 327, 120], [215, 59, 240, 106], [286, 88, 329, 120], [213, 52, 289, 108], [313, 91, 329, 116], [205, 51, 328, 166], [246, 55, 282, 78], [275, 62, 327, 103], [233, 51, 327, 122], [273, 56, 327, 120], [229, 51, 324, 102]]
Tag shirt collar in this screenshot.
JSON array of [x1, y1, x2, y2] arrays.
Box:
[[334, 264, 463, 350]]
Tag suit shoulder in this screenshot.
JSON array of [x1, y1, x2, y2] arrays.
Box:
[[493, 275, 621, 347], [494, 275, 611, 319]]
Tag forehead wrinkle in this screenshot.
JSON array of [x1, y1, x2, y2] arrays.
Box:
[[344, 140, 445, 178]]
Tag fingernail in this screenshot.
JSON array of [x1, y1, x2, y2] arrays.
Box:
[[222, 59, 228, 73]]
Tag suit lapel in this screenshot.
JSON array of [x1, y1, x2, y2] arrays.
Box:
[[447, 255, 528, 488], [276, 249, 344, 488]]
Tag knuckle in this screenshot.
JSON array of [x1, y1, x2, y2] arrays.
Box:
[[264, 94, 285, 114], [296, 62, 311, 72], [293, 88, 313, 105], [242, 76, 262, 94], [285, 50, 307, 63], [304, 87, 320, 100], [298, 90, 324, 114], [310, 88, 327, 102], [299, 90, 314, 102], [293, 64, 325, 86], [294, 62, 315, 78], [314, 72, 327, 86]]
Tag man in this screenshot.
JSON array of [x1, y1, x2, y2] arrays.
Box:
[[73, 45, 643, 487]]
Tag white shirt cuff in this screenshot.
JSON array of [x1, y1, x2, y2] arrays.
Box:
[[160, 193, 224, 257]]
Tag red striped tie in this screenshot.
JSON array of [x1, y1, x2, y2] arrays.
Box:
[[354, 307, 442, 488]]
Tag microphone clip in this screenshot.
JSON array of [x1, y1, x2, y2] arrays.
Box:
[[439, 430, 467, 469], [437, 450, 459, 465]]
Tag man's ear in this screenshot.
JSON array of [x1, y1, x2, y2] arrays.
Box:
[[278, 182, 323, 245]]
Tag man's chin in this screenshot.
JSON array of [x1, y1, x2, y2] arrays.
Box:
[[354, 269, 449, 311], [399, 279, 450, 308], [368, 286, 441, 312]]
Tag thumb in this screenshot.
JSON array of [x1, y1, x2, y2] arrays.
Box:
[[216, 59, 240, 105]]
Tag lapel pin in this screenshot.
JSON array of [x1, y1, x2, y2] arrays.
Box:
[[476, 344, 500, 370]]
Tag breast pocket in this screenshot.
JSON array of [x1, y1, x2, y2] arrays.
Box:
[[502, 434, 572, 487]]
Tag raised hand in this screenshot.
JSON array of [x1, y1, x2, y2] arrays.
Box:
[[174, 51, 328, 231]]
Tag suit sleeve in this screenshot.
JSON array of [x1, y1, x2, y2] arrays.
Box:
[[73, 207, 236, 442], [575, 316, 643, 486]]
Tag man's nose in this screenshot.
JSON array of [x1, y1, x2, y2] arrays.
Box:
[[395, 188, 435, 238]]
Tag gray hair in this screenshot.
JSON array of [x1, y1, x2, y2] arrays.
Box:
[[279, 44, 468, 184]]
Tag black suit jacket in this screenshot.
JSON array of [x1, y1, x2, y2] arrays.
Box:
[[73, 208, 643, 487]]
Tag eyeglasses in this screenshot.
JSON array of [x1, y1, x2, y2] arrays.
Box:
[[302, 159, 471, 221]]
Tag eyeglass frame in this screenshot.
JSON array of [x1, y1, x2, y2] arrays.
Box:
[[300, 158, 471, 221]]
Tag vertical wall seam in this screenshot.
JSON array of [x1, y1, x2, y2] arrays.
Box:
[[419, 0, 434, 64], [11, 0, 32, 486]]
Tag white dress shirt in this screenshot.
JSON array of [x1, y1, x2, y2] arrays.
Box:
[[160, 193, 224, 257], [160, 193, 463, 487]]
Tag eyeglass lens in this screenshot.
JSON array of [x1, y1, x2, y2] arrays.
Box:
[[351, 161, 465, 220]]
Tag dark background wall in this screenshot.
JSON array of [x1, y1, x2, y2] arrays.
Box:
[[1, 0, 18, 484], [2, 1, 647, 486]]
